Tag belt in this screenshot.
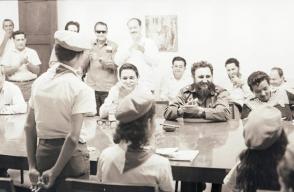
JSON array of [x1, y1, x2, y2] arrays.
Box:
[[8, 79, 35, 83], [39, 138, 86, 145]]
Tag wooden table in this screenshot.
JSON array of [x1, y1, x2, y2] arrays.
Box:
[[1, 114, 293, 192]]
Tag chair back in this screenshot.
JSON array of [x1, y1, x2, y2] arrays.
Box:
[[0, 178, 16, 192], [155, 100, 169, 118], [65, 178, 155, 192]]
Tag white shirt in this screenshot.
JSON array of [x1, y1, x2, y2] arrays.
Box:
[[97, 144, 174, 192], [0, 32, 15, 63], [0, 81, 27, 114], [29, 63, 96, 141], [115, 37, 159, 91], [159, 73, 192, 102], [1, 47, 41, 81]]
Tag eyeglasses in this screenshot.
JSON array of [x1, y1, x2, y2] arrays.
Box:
[[95, 30, 107, 34]]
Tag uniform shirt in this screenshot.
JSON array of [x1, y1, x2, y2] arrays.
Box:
[[164, 84, 231, 121], [115, 37, 159, 92], [1, 47, 41, 81], [0, 81, 27, 114], [241, 89, 293, 120], [0, 32, 14, 63], [97, 144, 174, 192], [159, 73, 192, 103], [29, 63, 96, 140], [85, 40, 118, 92]]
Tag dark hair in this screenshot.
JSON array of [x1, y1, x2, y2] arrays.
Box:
[[172, 56, 186, 67], [236, 129, 288, 191], [191, 61, 213, 77], [55, 44, 83, 63], [277, 145, 294, 191], [119, 63, 139, 78], [127, 18, 142, 26], [65, 21, 80, 32], [225, 58, 240, 68], [247, 71, 270, 91], [94, 21, 108, 32], [271, 67, 284, 78], [2, 19, 14, 27], [113, 104, 156, 149], [12, 30, 26, 39]]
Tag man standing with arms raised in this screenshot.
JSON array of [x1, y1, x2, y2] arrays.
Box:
[[115, 18, 159, 94]]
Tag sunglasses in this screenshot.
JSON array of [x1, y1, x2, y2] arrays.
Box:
[[95, 30, 107, 34]]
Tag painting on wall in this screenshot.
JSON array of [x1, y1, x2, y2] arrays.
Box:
[[145, 15, 178, 52]]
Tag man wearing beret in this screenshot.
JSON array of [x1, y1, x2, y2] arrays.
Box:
[[85, 21, 118, 115], [241, 71, 293, 120], [164, 61, 231, 121]]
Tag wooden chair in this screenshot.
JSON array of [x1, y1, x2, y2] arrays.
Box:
[[0, 177, 16, 192], [65, 178, 156, 192]]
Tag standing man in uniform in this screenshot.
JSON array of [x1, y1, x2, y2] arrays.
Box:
[[85, 22, 118, 115]]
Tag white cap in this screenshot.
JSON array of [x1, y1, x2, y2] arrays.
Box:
[[54, 30, 91, 52]]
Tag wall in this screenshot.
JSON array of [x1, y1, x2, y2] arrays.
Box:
[[56, 0, 294, 88], [0, 1, 19, 30]]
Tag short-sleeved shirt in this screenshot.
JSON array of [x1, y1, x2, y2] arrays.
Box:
[[97, 144, 174, 192], [114, 37, 159, 92], [0, 81, 27, 114], [1, 47, 41, 81], [29, 63, 96, 140], [159, 73, 192, 102], [86, 40, 118, 92], [0, 32, 15, 63]]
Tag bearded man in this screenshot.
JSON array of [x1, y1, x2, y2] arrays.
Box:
[[164, 61, 231, 121]]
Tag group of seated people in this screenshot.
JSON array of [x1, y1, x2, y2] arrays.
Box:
[[0, 18, 294, 192]]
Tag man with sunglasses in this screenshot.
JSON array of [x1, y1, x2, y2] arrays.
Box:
[[85, 21, 118, 115]]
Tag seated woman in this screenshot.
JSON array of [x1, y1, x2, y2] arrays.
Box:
[[97, 91, 174, 192], [278, 143, 294, 192], [99, 63, 139, 119], [223, 105, 288, 191]]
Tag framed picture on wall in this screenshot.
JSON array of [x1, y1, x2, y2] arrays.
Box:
[[145, 15, 178, 52]]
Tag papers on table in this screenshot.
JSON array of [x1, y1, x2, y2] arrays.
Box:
[[156, 148, 199, 161]]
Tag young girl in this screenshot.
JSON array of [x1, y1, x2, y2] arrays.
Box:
[[224, 105, 288, 192], [97, 91, 174, 192], [278, 143, 294, 192], [99, 63, 139, 120]]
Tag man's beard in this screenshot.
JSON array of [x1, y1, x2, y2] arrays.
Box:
[[194, 82, 216, 100]]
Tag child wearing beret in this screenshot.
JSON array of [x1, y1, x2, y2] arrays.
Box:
[[223, 105, 288, 191], [97, 90, 174, 192]]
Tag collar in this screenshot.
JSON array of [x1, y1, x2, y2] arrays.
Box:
[[56, 62, 80, 76], [94, 39, 108, 47], [123, 146, 153, 173], [12, 47, 27, 53], [184, 83, 216, 96]]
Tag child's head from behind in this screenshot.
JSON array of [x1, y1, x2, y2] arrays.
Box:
[[237, 106, 288, 191], [113, 90, 155, 149]]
